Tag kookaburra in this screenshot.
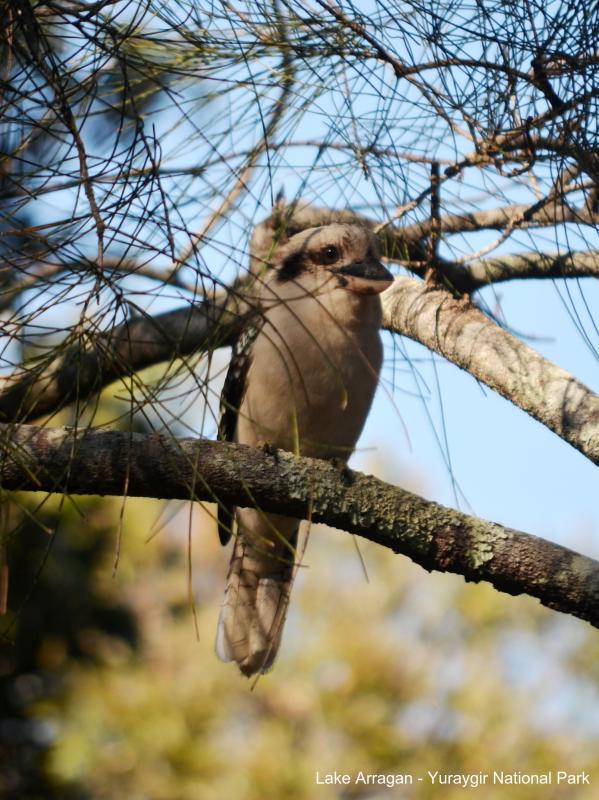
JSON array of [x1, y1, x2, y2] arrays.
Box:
[[215, 223, 393, 676]]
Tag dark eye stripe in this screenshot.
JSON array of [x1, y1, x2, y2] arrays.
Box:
[[276, 252, 304, 281]]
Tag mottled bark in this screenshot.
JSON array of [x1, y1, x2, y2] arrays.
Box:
[[382, 277, 599, 465], [0, 290, 247, 423], [400, 198, 599, 243], [443, 250, 599, 292], [2, 423, 599, 628]]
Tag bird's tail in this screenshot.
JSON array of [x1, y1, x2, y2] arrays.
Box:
[[215, 510, 298, 677]]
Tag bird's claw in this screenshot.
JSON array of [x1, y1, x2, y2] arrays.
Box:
[[259, 441, 279, 461], [330, 457, 354, 486]]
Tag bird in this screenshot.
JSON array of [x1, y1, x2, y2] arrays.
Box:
[[215, 222, 393, 676]]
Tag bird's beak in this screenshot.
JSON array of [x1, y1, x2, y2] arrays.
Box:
[[333, 257, 393, 295]]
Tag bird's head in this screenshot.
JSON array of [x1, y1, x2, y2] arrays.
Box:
[[273, 224, 393, 296]]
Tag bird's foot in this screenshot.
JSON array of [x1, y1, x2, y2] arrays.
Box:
[[457, 291, 473, 309], [329, 457, 354, 486], [258, 441, 279, 462]]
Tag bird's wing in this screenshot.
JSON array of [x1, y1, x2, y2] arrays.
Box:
[[216, 320, 262, 545]]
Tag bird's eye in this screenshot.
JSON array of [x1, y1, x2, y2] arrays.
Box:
[[318, 245, 339, 264]]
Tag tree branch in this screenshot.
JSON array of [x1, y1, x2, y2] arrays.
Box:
[[447, 250, 599, 292], [382, 277, 599, 465], [0, 289, 248, 423], [397, 250, 599, 294], [399, 196, 599, 246], [2, 423, 599, 629]]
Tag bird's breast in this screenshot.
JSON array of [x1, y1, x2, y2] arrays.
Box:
[[236, 293, 383, 459]]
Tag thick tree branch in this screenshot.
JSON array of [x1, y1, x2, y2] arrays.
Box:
[[382, 277, 599, 465], [2, 423, 599, 629], [448, 250, 599, 291], [399, 250, 599, 294], [0, 289, 248, 423], [399, 197, 599, 246]]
